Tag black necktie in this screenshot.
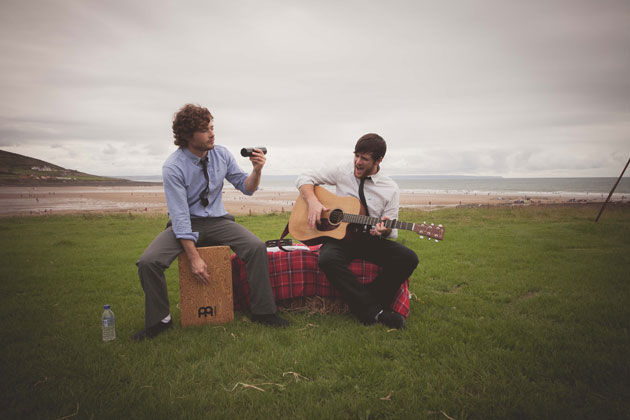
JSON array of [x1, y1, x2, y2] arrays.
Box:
[[358, 176, 370, 216], [199, 157, 210, 207]]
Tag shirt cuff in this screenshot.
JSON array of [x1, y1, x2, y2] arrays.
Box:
[[295, 178, 315, 190], [241, 185, 255, 195], [173, 231, 199, 242]]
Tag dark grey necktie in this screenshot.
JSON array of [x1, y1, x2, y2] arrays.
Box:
[[199, 157, 210, 207], [358, 176, 370, 216]]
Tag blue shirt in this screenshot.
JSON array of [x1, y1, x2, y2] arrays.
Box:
[[162, 146, 253, 242]]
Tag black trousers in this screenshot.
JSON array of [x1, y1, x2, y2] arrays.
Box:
[[318, 235, 419, 324]]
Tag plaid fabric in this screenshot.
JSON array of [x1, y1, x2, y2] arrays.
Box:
[[231, 247, 410, 318]]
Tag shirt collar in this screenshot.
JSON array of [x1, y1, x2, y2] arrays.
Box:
[[369, 169, 383, 183], [349, 164, 383, 184], [182, 147, 206, 165]]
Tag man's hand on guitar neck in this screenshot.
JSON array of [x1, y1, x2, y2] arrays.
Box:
[[299, 184, 330, 229], [370, 216, 392, 238]]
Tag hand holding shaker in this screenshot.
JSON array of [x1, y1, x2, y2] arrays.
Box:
[[240, 147, 267, 157]]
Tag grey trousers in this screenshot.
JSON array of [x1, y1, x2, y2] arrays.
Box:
[[136, 215, 277, 328]]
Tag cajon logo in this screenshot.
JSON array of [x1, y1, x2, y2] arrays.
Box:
[[198, 305, 217, 318]]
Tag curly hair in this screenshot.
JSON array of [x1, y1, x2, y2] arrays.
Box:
[[172, 104, 213, 148], [354, 133, 386, 161]]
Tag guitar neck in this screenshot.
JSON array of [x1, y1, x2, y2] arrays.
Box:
[[340, 212, 445, 240], [341, 213, 415, 232]]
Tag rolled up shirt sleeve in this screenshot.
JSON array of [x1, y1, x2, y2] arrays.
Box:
[[162, 165, 199, 242], [382, 188, 400, 239], [224, 151, 253, 195], [295, 165, 341, 189]]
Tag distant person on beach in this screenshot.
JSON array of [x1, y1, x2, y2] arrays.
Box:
[[133, 104, 288, 340], [295, 133, 419, 329]]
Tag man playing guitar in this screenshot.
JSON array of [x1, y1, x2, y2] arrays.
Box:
[[295, 133, 419, 329]]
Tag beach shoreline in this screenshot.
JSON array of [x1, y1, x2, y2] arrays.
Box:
[[0, 185, 621, 217]]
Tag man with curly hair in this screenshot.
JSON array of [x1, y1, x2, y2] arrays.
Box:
[[133, 104, 288, 340]]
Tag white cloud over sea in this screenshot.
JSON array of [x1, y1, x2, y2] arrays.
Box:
[[0, 0, 628, 177]]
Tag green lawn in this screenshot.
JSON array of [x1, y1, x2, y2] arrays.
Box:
[[0, 205, 628, 419]]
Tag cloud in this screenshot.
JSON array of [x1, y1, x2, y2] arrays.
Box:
[[102, 144, 117, 155], [0, 0, 628, 177]]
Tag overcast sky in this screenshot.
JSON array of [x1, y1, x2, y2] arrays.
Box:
[[0, 0, 628, 178]]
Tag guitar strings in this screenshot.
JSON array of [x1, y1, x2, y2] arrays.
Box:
[[338, 212, 443, 238]]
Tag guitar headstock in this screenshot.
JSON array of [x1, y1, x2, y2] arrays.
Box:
[[413, 222, 445, 242]]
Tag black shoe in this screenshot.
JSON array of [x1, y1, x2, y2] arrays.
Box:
[[251, 313, 290, 328], [132, 320, 173, 341], [377, 310, 405, 329]]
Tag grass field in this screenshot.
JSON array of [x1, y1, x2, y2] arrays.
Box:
[[0, 205, 628, 419]]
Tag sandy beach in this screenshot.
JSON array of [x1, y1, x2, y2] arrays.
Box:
[[0, 185, 611, 217]]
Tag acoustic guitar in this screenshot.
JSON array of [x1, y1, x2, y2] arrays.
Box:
[[288, 186, 445, 244]]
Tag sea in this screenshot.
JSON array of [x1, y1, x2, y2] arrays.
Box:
[[119, 175, 630, 198]]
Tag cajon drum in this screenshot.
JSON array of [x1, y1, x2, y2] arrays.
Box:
[[178, 246, 234, 327]]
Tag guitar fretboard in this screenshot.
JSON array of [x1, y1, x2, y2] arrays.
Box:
[[341, 213, 415, 232]]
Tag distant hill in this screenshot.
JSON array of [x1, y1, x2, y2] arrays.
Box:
[[0, 150, 160, 186]]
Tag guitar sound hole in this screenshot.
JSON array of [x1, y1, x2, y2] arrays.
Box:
[[329, 209, 343, 225]]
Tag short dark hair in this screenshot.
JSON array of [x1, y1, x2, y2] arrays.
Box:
[[354, 133, 386, 161], [172, 104, 213, 148]]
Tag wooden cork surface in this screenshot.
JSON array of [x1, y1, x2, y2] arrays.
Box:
[[178, 246, 234, 327]]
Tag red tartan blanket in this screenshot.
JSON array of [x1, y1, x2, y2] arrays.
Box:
[[230, 248, 410, 318]]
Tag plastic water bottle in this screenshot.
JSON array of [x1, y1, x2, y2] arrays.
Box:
[[101, 304, 116, 341]]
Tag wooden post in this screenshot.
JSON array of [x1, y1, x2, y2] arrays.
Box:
[[595, 157, 630, 222], [178, 246, 234, 327]]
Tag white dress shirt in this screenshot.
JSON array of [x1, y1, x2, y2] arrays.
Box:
[[296, 163, 400, 238]]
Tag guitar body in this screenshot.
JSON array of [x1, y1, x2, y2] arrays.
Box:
[[288, 186, 445, 243], [289, 186, 362, 243]]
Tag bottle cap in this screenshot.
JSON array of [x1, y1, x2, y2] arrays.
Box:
[[104, 304, 111, 309]]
